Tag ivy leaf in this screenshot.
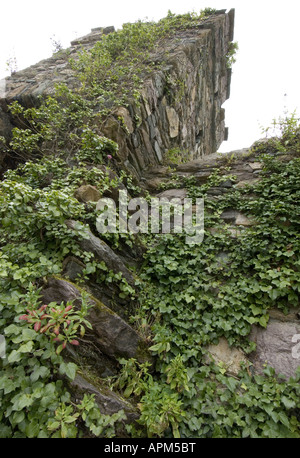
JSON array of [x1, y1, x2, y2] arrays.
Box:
[[281, 396, 296, 409], [226, 377, 238, 392], [278, 411, 290, 428], [39, 256, 49, 265], [11, 393, 34, 411], [59, 362, 77, 380], [13, 271, 23, 280], [25, 421, 40, 438], [184, 293, 195, 304], [250, 304, 262, 316], [258, 315, 269, 328], [8, 350, 22, 363], [30, 365, 50, 382], [22, 328, 37, 341], [5, 324, 21, 336], [19, 341, 34, 353]]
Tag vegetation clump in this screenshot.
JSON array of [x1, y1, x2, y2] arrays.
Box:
[[0, 9, 299, 438]]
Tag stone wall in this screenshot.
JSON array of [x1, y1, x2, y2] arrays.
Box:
[[0, 9, 235, 177]]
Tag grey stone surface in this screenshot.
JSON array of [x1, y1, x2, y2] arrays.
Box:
[[249, 312, 300, 379], [65, 220, 135, 286], [156, 188, 188, 201], [205, 337, 248, 377], [70, 374, 139, 421], [74, 185, 102, 203]]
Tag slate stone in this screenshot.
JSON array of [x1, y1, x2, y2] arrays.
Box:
[[249, 311, 300, 379], [65, 220, 135, 287], [74, 185, 101, 203], [70, 374, 139, 422], [0, 11, 234, 176], [41, 277, 151, 363], [156, 188, 188, 201], [220, 209, 240, 223]]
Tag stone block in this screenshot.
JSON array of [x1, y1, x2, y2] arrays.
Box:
[[166, 106, 179, 138], [70, 374, 139, 421], [249, 311, 300, 379], [41, 277, 151, 363], [205, 337, 248, 377], [74, 185, 101, 203]]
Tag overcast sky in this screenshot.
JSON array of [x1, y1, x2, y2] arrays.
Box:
[[1, 0, 299, 152]]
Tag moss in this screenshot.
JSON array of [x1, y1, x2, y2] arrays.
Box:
[[51, 274, 116, 315]]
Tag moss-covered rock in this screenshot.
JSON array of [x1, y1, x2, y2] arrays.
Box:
[[41, 277, 152, 364]]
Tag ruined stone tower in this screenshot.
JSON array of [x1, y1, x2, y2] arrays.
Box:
[[0, 9, 235, 177]]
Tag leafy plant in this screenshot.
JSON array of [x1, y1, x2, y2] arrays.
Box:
[[259, 109, 300, 153], [1, 8, 300, 439], [77, 128, 118, 163], [226, 41, 239, 68], [19, 296, 93, 354], [133, 113, 300, 438], [164, 147, 191, 165]]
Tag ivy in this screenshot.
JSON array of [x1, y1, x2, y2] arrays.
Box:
[[129, 115, 300, 438], [1, 9, 300, 439], [0, 153, 134, 437]]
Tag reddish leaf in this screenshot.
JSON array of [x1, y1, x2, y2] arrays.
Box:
[[70, 340, 79, 346], [34, 321, 41, 332]]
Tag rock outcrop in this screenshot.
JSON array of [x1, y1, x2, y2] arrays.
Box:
[[0, 9, 234, 177], [1, 9, 299, 438], [249, 309, 300, 379], [41, 277, 151, 364]]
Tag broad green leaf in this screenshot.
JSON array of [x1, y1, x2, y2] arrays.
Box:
[[259, 315, 269, 328], [30, 365, 50, 382], [8, 350, 22, 363], [281, 396, 296, 409], [59, 362, 77, 380], [5, 324, 20, 336], [19, 341, 34, 353]]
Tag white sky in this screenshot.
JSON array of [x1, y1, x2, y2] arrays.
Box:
[[0, 0, 299, 152]]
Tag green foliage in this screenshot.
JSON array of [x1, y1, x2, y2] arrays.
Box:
[[0, 154, 133, 437], [19, 295, 93, 354], [115, 357, 186, 438], [138, 383, 185, 438], [164, 355, 190, 393], [113, 358, 153, 398], [66, 9, 219, 120], [259, 109, 300, 153], [77, 128, 118, 163], [164, 147, 191, 165], [0, 284, 121, 438], [5, 9, 222, 167], [1, 8, 299, 439], [8, 88, 94, 161], [179, 363, 300, 438], [129, 113, 300, 438], [226, 41, 239, 68], [47, 395, 126, 438]]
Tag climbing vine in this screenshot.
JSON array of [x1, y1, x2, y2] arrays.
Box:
[[127, 116, 300, 438], [1, 8, 300, 439]]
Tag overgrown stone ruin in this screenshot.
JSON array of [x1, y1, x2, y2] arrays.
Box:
[[0, 9, 300, 438]]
